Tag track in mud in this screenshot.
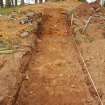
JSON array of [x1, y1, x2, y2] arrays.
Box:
[[15, 7, 100, 105]]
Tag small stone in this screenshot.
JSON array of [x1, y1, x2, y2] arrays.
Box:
[[8, 14, 16, 20], [85, 57, 90, 61], [37, 39, 42, 43], [20, 32, 29, 38], [25, 74, 29, 80], [26, 12, 35, 17], [19, 17, 29, 24], [29, 91, 33, 94], [59, 73, 63, 77], [71, 84, 76, 88], [54, 25, 57, 27]]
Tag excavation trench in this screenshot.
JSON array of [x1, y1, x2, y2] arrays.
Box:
[[14, 8, 100, 105]]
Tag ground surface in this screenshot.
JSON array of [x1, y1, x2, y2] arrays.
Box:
[[72, 4, 105, 105], [16, 4, 98, 105], [78, 11, 105, 105], [0, 1, 105, 105]]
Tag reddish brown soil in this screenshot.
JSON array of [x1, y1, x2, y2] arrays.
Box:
[[72, 3, 105, 105], [1, 1, 105, 105], [16, 6, 98, 105], [79, 18, 105, 105]]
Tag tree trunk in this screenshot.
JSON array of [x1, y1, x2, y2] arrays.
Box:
[[0, 0, 3, 8], [15, 0, 17, 6], [35, 0, 37, 3], [11, 0, 14, 7], [6, 0, 11, 7], [21, 0, 24, 5]]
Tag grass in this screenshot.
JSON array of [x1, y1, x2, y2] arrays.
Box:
[[0, 0, 85, 15], [0, 6, 20, 15]]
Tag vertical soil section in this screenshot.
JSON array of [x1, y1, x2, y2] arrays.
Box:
[[16, 7, 98, 105]]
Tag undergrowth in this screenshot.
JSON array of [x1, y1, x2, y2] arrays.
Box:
[[0, 6, 20, 15]]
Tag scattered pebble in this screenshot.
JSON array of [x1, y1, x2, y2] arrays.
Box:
[[8, 14, 17, 20], [19, 17, 32, 24], [20, 31, 29, 38], [19, 17, 28, 24], [59, 73, 63, 77], [25, 74, 30, 80], [26, 12, 35, 17], [71, 84, 76, 88]]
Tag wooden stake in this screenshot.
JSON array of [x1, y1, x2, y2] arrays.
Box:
[[71, 13, 74, 26], [82, 16, 93, 34]]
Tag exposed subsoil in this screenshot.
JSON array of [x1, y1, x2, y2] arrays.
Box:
[[1, 1, 105, 105], [71, 3, 105, 105], [16, 6, 99, 105]]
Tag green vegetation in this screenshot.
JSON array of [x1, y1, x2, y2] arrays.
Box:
[[0, 7, 19, 15]]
